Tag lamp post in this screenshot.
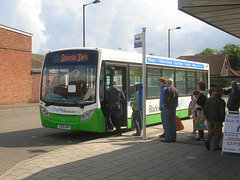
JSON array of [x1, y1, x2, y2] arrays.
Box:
[[83, 0, 101, 47], [168, 27, 181, 58]]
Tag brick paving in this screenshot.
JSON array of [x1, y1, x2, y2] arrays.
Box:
[[0, 104, 239, 180]]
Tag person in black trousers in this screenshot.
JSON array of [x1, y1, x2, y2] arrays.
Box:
[[105, 82, 125, 136]]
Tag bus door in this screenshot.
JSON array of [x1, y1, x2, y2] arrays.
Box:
[[106, 64, 128, 127]]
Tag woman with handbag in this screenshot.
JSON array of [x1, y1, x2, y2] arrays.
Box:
[[193, 89, 207, 141]]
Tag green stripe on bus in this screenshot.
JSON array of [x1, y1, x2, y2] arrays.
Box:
[[127, 109, 188, 128], [40, 107, 106, 133]]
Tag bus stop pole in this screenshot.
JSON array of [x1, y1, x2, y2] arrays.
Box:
[[142, 27, 146, 140]]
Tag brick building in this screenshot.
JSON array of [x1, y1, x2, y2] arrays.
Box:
[[0, 24, 33, 105], [31, 53, 45, 102]]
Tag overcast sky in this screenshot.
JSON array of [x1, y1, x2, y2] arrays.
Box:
[[1, 0, 239, 58]]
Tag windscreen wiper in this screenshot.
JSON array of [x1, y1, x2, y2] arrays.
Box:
[[66, 97, 85, 109], [45, 101, 56, 106], [44, 95, 85, 109]]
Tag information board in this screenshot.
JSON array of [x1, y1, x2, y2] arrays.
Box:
[[222, 113, 240, 154], [147, 57, 205, 69], [134, 33, 142, 48]]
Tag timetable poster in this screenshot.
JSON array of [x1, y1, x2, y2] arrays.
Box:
[[222, 114, 240, 154]]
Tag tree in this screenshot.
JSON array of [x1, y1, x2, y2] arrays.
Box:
[[219, 43, 240, 70], [195, 44, 240, 70], [195, 48, 215, 55]]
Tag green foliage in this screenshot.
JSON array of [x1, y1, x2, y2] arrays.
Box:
[[195, 44, 240, 70], [219, 44, 240, 70], [195, 48, 215, 55]]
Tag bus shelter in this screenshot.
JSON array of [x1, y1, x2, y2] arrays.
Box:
[[178, 0, 240, 39]]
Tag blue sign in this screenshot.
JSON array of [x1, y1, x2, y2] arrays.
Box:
[[134, 33, 142, 48], [147, 57, 205, 69], [134, 42, 142, 48]]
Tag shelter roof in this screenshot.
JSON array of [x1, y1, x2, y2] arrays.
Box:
[[179, 0, 240, 39]]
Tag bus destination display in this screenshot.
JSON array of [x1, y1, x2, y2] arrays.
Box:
[[48, 52, 89, 64], [61, 53, 88, 62]]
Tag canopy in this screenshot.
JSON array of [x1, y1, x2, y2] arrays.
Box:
[[179, 0, 240, 39]]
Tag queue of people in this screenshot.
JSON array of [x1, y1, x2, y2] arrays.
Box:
[[157, 78, 240, 151], [105, 78, 240, 149], [189, 80, 239, 150]]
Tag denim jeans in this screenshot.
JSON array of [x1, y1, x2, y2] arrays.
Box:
[[132, 110, 142, 134], [163, 108, 176, 141], [161, 109, 167, 132]]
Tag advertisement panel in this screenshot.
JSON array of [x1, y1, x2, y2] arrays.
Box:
[[222, 114, 240, 154]]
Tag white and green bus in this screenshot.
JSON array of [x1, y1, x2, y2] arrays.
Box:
[[40, 48, 209, 132]]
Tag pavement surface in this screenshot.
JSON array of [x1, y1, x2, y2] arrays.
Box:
[[0, 103, 39, 113], [0, 104, 239, 180]]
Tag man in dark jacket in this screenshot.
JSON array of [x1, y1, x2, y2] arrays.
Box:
[[161, 78, 178, 142], [105, 82, 125, 136], [227, 81, 240, 114], [204, 87, 226, 150]]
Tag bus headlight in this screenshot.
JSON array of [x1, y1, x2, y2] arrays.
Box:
[[40, 105, 50, 119], [80, 109, 95, 121]]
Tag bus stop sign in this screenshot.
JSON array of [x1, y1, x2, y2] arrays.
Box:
[[134, 33, 142, 48]]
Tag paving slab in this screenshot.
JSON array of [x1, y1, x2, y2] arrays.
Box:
[[0, 116, 239, 180]]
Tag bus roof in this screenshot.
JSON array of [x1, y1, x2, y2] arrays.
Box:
[[48, 47, 209, 70], [99, 48, 209, 70]]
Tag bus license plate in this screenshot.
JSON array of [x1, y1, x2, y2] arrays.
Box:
[[58, 125, 71, 130]]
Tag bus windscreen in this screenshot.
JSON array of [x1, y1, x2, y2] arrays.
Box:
[[41, 50, 98, 107]]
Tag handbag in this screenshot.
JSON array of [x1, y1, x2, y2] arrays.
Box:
[[194, 116, 207, 130], [176, 116, 184, 131]]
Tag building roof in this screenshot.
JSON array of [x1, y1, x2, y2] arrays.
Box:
[[0, 24, 32, 37], [31, 53, 45, 74], [178, 0, 240, 39], [178, 54, 240, 77], [228, 68, 240, 77]]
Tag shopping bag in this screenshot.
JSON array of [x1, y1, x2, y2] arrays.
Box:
[[176, 116, 184, 131], [194, 117, 207, 130]]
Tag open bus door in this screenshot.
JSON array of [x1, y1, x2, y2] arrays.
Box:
[[106, 64, 128, 129]]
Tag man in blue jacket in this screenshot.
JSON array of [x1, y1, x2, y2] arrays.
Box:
[[159, 77, 167, 138], [161, 78, 178, 142]]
